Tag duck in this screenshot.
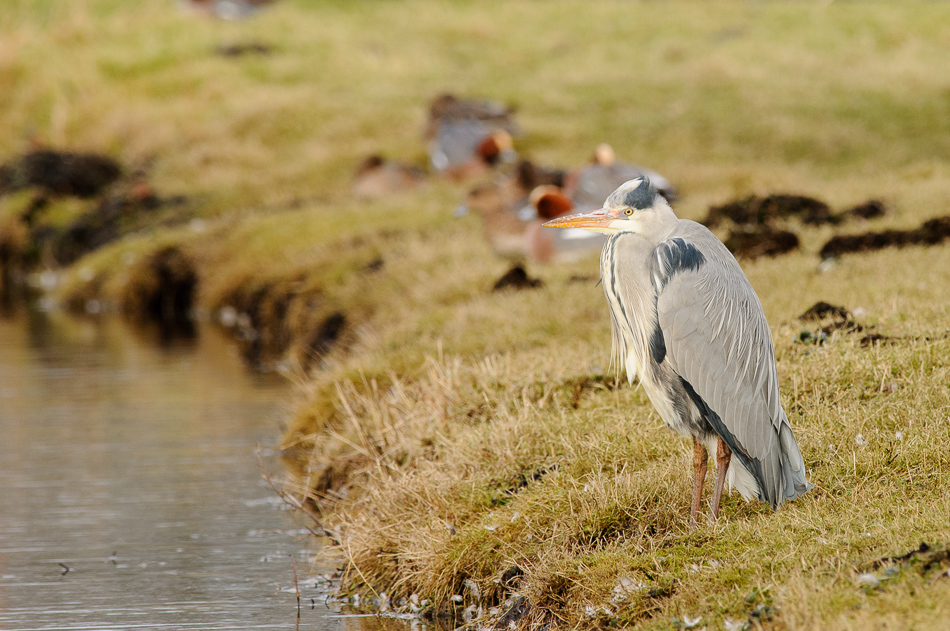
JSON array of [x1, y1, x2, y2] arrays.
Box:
[[424, 93, 518, 141], [180, 0, 276, 20], [429, 126, 516, 180], [524, 186, 606, 264], [453, 159, 565, 252], [351, 155, 426, 200], [425, 94, 519, 180], [458, 182, 605, 264], [564, 143, 677, 210], [457, 181, 528, 261]]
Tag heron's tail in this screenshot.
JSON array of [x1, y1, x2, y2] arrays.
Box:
[[774, 421, 813, 509]]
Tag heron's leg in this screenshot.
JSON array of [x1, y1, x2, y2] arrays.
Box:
[[710, 437, 732, 523], [690, 437, 708, 528]]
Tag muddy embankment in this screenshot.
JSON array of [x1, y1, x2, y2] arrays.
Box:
[[65, 238, 372, 371], [0, 148, 364, 368], [0, 149, 184, 304], [212, 274, 351, 370]]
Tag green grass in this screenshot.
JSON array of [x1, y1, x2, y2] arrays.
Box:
[[3, 1, 950, 628]]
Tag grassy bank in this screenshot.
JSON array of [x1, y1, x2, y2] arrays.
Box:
[[3, 1, 950, 628]]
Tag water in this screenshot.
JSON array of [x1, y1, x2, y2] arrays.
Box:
[[0, 309, 347, 630]]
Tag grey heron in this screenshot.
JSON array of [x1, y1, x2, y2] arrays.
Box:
[[544, 177, 812, 525]]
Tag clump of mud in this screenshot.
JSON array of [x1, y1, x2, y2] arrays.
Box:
[[492, 265, 543, 291], [306, 312, 346, 357], [704, 193, 892, 260], [704, 194, 834, 228], [723, 226, 800, 259], [870, 542, 950, 573], [0, 147, 190, 301], [819, 216, 950, 259], [120, 247, 198, 336], [859, 542, 950, 593], [841, 199, 887, 221], [796, 300, 862, 344], [0, 217, 28, 305], [40, 182, 186, 266], [799, 301, 852, 322], [796, 301, 892, 347], [216, 42, 272, 57], [0, 150, 121, 199], [217, 275, 353, 370], [858, 333, 890, 348]]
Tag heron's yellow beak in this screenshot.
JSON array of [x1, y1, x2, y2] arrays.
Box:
[[542, 208, 620, 229]]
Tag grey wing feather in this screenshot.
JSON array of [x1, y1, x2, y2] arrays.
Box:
[[653, 221, 812, 508]]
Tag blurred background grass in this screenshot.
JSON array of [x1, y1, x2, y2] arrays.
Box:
[[3, 1, 950, 218]]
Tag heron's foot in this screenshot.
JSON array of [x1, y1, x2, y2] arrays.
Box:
[[709, 437, 732, 523]]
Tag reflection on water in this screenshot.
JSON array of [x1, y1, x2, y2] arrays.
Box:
[[0, 309, 346, 630]]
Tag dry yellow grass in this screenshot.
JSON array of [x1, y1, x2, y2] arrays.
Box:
[[288, 251, 950, 629], [3, 1, 950, 628]]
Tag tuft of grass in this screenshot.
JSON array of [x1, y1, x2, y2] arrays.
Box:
[[292, 323, 950, 628]]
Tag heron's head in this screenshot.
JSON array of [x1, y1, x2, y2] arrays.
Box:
[[542, 177, 673, 237]]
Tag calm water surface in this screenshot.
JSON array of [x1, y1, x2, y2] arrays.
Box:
[[0, 309, 349, 630]]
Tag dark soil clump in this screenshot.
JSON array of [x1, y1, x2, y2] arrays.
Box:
[[820, 230, 914, 258], [218, 276, 356, 370], [494, 596, 531, 630], [723, 226, 799, 259], [364, 257, 384, 272], [799, 301, 851, 322], [706, 193, 895, 261], [704, 194, 834, 228], [23, 182, 187, 266], [55, 187, 184, 265], [867, 542, 950, 580], [0, 150, 191, 300], [306, 312, 346, 357], [216, 42, 273, 56], [819, 215, 950, 259], [493, 465, 557, 506], [0, 150, 121, 198], [224, 278, 299, 367], [821, 319, 864, 335], [567, 273, 597, 284], [121, 247, 198, 336], [795, 300, 896, 346], [842, 199, 888, 221], [492, 265, 542, 291], [859, 333, 891, 347]]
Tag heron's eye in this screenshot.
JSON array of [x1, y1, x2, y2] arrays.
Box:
[[624, 208, 633, 216]]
